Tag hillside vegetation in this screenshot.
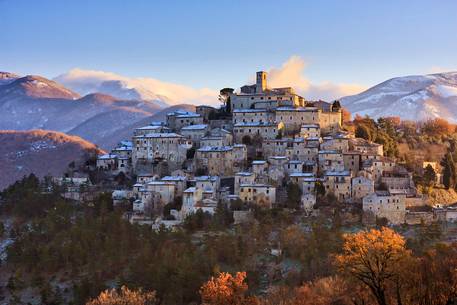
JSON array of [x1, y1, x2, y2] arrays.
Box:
[[0, 129, 103, 189]]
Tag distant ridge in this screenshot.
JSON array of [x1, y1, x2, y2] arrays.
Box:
[[341, 72, 457, 123], [0, 129, 104, 190], [0, 72, 164, 149]]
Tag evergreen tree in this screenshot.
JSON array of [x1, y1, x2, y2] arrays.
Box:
[[286, 183, 302, 210], [441, 152, 456, 189], [355, 124, 371, 141], [423, 164, 437, 187]]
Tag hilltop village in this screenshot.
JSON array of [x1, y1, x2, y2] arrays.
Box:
[[3, 71, 457, 305], [59, 71, 454, 228]]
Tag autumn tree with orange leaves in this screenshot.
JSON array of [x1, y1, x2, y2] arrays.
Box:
[[85, 286, 156, 305], [336, 227, 410, 305], [200, 272, 259, 305]]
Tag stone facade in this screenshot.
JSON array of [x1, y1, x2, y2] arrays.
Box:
[[132, 133, 191, 172], [233, 122, 278, 143], [323, 171, 352, 202], [239, 184, 276, 208], [351, 176, 374, 203], [363, 191, 406, 225]]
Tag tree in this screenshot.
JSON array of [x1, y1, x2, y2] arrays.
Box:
[[341, 108, 352, 123], [421, 118, 452, 137], [242, 135, 252, 146], [212, 202, 234, 228], [200, 272, 258, 305], [280, 225, 306, 259], [441, 152, 456, 189], [423, 164, 437, 187], [315, 181, 326, 200], [407, 244, 457, 305], [355, 124, 372, 141], [86, 286, 156, 305], [115, 171, 128, 186], [336, 227, 410, 305], [219, 88, 234, 113], [286, 183, 301, 210], [331, 100, 341, 111], [187, 146, 196, 159]]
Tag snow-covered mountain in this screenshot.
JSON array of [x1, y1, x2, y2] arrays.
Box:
[[0, 129, 104, 190], [54, 68, 218, 107], [0, 72, 163, 149], [1, 74, 81, 99], [54, 71, 171, 108], [341, 72, 457, 123]]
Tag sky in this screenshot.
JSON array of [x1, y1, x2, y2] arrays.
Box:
[[1, 0, 457, 102]]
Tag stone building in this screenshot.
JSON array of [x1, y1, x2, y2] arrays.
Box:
[[320, 135, 350, 152], [195, 146, 235, 176], [361, 157, 396, 184], [239, 184, 276, 208], [286, 160, 305, 174], [300, 124, 321, 138], [268, 156, 289, 184], [180, 124, 209, 146], [195, 105, 216, 122], [302, 177, 318, 194], [318, 110, 342, 134], [301, 193, 316, 214], [195, 175, 220, 199], [160, 175, 188, 197], [233, 121, 278, 143], [230, 71, 306, 110], [144, 181, 176, 204], [363, 191, 406, 225], [112, 142, 133, 159], [232, 109, 275, 124], [134, 124, 171, 136], [350, 138, 383, 156], [318, 150, 345, 173], [262, 139, 289, 158], [232, 144, 248, 166], [289, 173, 315, 192], [252, 160, 268, 177], [343, 151, 361, 175], [381, 166, 416, 195], [323, 171, 352, 202], [166, 110, 203, 131], [96, 153, 118, 171], [234, 172, 255, 194], [275, 106, 320, 135], [132, 132, 191, 172], [351, 176, 375, 203]]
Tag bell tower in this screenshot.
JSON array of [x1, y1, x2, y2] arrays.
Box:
[[256, 71, 267, 93]]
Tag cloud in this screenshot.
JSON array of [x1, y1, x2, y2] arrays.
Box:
[[55, 68, 219, 106], [55, 56, 365, 108], [268, 56, 311, 92], [266, 56, 366, 100], [428, 66, 457, 74]]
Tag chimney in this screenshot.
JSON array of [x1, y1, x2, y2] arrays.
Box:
[[256, 71, 267, 93]]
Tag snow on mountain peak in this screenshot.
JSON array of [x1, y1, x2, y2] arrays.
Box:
[[341, 72, 457, 123], [54, 68, 219, 107], [0, 75, 80, 100]]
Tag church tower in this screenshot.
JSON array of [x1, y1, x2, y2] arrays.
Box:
[[256, 71, 267, 93]]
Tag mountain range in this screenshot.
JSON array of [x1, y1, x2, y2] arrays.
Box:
[[1, 70, 457, 154], [341, 72, 457, 123], [0, 72, 175, 149]]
